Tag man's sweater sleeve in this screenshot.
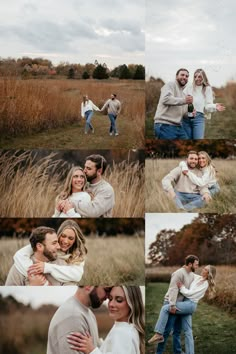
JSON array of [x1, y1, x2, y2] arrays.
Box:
[[162, 167, 181, 192], [161, 83, 186, 106]]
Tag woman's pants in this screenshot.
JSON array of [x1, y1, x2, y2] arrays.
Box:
[[182, 112, 205, 139], [84, 110, 94, 133]]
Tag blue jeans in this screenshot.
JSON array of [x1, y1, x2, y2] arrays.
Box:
[[209, 182, 220, 196], [154, 123, 188, 140], [175, 191, 205, 211], [85, 110, 94, 133], [108, 114, 117, 134], [182, 112, 205, 139], [156, 301, 195, 354]]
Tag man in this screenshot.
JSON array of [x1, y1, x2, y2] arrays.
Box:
[[69, 154, 115, 217], [101, 93, 121, 136], [151, 255, 199, 354], [5, 226, 66, 286], [47, 286, 109, 354], [162, 151, 211, 211], [154, 68, 193, 139]]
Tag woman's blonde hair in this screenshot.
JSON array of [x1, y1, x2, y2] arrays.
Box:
[[122, 286, 145, 354], [198, 151, 216, 178], [57, 220, 87, 264], [205, 265, 216, 298], [193, 68, 211, 96], [56, 166, 87, 202]]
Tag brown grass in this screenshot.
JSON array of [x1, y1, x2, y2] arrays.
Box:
[[0, 78, 145, 145], [145, 158, 236, 213], [0, 235, 144, 285], [0, 151, 145, 217]]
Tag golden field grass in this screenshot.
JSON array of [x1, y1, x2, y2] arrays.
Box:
[[146, 80, 236, 139], [0, 78, 145, 149], [0, 151, 145, 217], [145, 158, 236, 213], [0, 235, 145, 285], [146, 265, 236, 314]]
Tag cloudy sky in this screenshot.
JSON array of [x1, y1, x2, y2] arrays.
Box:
[[145, 213, 198, 260], [146, 0, 236, 86], [0, 0, 144, 68]]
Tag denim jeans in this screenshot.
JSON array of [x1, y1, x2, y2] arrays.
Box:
[[156, 301, 196, 354], [154, 123, 188, 140], [108, 114, 117, 134], [84, 110, 94, 133], [209, 182, 220, 196], [182, 112, 205, 139], [175, 191, 205, 211]]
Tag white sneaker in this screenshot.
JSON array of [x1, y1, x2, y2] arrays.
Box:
[[109, 132, 113, 136], [115, 133, 119, 136], [91, 128, 95, 134]]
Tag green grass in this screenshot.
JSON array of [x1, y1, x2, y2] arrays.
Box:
[[0, 114, 142, 149], [146, 283, 236, 354]]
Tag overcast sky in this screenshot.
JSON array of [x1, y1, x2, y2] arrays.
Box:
[[146, 0, 236, 87], [145, 213, 198, 260], [0, 0, 144, 68], [0, 286, 145, 309]]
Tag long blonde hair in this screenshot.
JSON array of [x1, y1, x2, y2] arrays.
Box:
[[198, 151, 216, 179], [205, 265, 216, 298], [56, 166, 87, 202], [57, 220, 87, 264], [122, 286, 145, 354], [193, 68, 210, 96]]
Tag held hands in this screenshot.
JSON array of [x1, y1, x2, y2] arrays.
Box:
[[28, 272, 48, 286], [169, 305, 177, 314], [67, 332, 95, 354], [216, 103, 226, 112], [177, 281, 183, 288], [62, 199, 74, 213], [28, 260, 45, 276]]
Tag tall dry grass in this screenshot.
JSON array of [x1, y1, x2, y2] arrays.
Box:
[[0, 78, 145, 143], [0, 150, 144, 217], [0, 235, 144, 285], [145, 158, 236, 213], [146, 265, 236, 314]]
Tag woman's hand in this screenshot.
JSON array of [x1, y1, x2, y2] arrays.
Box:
[[177, 281, 183, 288], [56, 200, 66, 212], [28, 261, 45, 276], [216, 103, 226, 112], [28, 273, 48, 286], [67, 332, 95, 354], [62, 199, 74, 213]]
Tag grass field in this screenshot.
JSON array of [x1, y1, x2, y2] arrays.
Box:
[[0, 78, 145, 149], [145, 158, 236, 213], [0, 151, 145, 217], [145, 80, 236, 139], [146, 283, 236, 354], [0, 235, 145, 285]]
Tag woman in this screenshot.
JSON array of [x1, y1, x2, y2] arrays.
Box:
[[81, 95, 100, 134], [148, 265, 216, 344], [179, 151, 220, 197], [183, 69, 225, 139], [52, 166, 91, 217], [67, 286, 145, 354], [13, 220, 87, 284]]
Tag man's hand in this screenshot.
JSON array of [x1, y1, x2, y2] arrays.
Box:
[[167, 190, 176, 199], [28, 273, 47, 286], [28, 261, 45, 276], [185, 95, 193, 104], [62, 199, 74, 213], [177, 281, 183, 288], [202, 193, 212, 203], [169, 305, 177, 314]]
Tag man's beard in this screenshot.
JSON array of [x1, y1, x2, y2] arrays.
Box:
[[86, 171, 98, 182], [43, 248, 57, 262], [89, 288, 103, 309], [191, 266, 196, 272]]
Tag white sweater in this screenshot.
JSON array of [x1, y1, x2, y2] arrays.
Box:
[[52, 191, 91, 218], [184, 85, 217, 114], [13, 244, 84, 283], [179, 161, 217, 188], [180, 274, 209, 303], [91, 322, 140, 354], [81, 100, 100, 117]]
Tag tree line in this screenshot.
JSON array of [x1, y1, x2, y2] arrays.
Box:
[[0, 57, 145, 80], [148, 214, 236, 266]]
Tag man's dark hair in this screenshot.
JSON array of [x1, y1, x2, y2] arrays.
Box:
[[185, 255, 199, 265], [187, 150, 198, 157], [112, 93, 117, 97], [85, 154, 107, 174], [29, 226, 56, 251], [176, 68, 189, 76]]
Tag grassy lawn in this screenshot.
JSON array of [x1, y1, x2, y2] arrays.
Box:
[[146, 283, 236, 354]]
